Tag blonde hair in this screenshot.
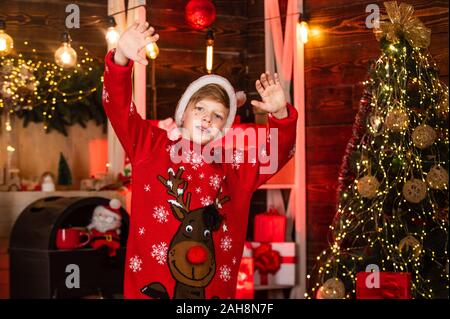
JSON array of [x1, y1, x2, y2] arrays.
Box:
[[187, 84, 230, 109]]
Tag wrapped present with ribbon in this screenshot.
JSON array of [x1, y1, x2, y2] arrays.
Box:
[[244, 242, 296, 286], [235, 257, 254, 299], [356, 272, 411, 299], [253, 208, 286, 242]]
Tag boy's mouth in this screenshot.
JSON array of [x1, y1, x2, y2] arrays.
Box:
[[196, 126, 211, 135]]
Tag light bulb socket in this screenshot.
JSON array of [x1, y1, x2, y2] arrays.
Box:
[[0, 20, 6, 30], [206, 29, 214, 41], [60, 31, 71, 43], [299, 13, 310, 22], [107, 16, 117, 27]]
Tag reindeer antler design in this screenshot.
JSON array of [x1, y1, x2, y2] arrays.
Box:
[[158, 167, 191, 220], [214, 187, 230, 209]]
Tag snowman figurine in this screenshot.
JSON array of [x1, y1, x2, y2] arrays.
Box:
[[87, 198, 122, 257]]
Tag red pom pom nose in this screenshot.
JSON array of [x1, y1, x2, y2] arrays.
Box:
[[186, 245, 208, 264]]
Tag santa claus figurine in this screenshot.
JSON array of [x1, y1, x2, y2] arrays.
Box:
[[87, 198, 122, 257]]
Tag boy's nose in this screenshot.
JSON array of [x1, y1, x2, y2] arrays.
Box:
[[186, 245, 208, 265]]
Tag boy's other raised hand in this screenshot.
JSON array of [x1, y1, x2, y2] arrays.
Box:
[[114, 21, 159, 66], [251, 72, 288, 119]]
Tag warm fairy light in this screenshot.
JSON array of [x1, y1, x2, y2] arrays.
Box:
[[205, 30, 214, 74], [54, 32, 77, 68], [0, 20, 14, 57], [297, 20, 309, 44], [106, 24, 120, 47], [7, 145, 15, 152], [146, 41, 159, 60]]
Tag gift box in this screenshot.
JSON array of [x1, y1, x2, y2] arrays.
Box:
[[243, 242, 296, 286], [253, 208, 286, 242], [235, 257, 254, 299], [356, 272, 411, 299]]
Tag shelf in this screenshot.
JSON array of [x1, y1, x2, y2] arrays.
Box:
[[254, 284, 294, 291]]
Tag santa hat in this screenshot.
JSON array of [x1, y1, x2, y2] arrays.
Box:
[[174, 75, 247, 134], [93, 198, 122, 219]]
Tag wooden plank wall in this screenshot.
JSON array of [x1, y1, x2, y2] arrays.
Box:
[[303, 0, 449, 274]]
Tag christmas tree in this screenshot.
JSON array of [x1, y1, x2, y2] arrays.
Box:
[[307, 2, 449, 299], [57, 152, 72, 186]]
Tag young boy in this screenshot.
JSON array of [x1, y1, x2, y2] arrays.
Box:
[[103, 21, 298, 299]]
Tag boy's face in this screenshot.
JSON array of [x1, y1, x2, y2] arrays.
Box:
[[181, 98, 229, 145]]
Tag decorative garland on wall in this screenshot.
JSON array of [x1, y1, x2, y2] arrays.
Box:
[[0, 42, 106, 136]]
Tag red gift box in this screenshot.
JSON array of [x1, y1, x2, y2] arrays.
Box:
[[356, 272, 411, 299], [253, 208, 286, 242], [235, 257, 254, 299]]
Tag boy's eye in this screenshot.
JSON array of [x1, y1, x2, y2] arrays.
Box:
[[215, 114, 223, 120], [195, 106, 204, 111]]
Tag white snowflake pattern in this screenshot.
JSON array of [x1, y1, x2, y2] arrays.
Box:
[[129, 255, 143, 273], [288, 144, 296, 158], [232, 150, 244, 170], [249, 157, 257, 167], [232, 257, 237, 265], [144, 184, 151, 192], [199, 173, 205, 179], [200, 196, 213, 206], [138, 227, 145, 236], [151, 242, 168, 265], [222, 223, 228, 232], [129, 102, 135, 115], [166, 144, 178, 159], [184, 150, 204, 170], [102, 86, 110, 103], [195, 187, 202, 194], [105, 64, 109, 73], [220, 236, 233, 252], [219, 265, 231, 282], [187, 175, 192, 181], [153, 206, 169, 223], [209, 174, 221, 190]]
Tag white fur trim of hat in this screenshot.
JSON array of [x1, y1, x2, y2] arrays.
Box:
[[174, 75, 241, 133]]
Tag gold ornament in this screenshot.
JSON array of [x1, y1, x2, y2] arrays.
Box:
[[385, 108, 409, 132], [317, 278, 345, 299], [357, 175, 380, 198], [402, 178, 427, 203], [426, 165, 448, 190], [433, 206, 448, 223], [398, 235, 422, 259], [412, 125, 436, 149], [373, 1, 431, 48]]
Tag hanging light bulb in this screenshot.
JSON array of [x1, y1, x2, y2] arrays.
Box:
[[146, 41, 160, 60], [297, 16, 309, 44], [0, 20, 14, 57], [205, 29, 214, 74], [54, 32, 77, 68], [105, 16, 120, 47]]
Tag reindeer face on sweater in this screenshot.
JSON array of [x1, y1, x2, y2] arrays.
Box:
[[168, 205, 222, 287], [158, 167, 229, 289]]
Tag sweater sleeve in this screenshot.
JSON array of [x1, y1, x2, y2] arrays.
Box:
[[102, 49, 166, 164], [225, 103, 298, 192]]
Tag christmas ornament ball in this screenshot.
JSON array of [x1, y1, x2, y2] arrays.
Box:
[[357, 175, 380, 198], [398, 235, 422, 259], [426, 165, 448, 190], [412, 124, 437, 149], [185, 0, 216, 30], [402, 178, 427, 203], [316, 278, 346, 299], [385, 109, 409, 132]]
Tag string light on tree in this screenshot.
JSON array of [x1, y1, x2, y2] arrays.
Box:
[[146, 41, 159, 60]]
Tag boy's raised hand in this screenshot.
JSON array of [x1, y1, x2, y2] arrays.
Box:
[[251, 72, 288, 119], [114, 21, 159, 66]]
